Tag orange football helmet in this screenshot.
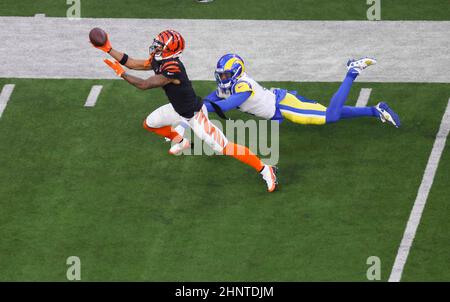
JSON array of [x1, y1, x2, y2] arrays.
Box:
[[149, 29, 185, 61]]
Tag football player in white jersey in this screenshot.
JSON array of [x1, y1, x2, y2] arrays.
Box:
[[203, 54, 400, 128]]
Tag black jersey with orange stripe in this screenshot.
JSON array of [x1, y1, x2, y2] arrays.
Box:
[[151, 58, 203, 118]]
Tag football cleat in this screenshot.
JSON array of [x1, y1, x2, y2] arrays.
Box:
[[347, 57, 377, 74], [260, 165, 278, 193], [169, 138, 191, 155], [375, 102, 401, 128]]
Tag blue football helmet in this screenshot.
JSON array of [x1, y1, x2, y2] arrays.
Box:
[[214, 54, 245, 89]]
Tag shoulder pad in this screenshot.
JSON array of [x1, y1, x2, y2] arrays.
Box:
[[232, 81, 253, 94], [160, 60, 181, 76]]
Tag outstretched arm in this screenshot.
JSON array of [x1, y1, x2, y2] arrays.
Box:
[[103, 59, 178, 90], [203, 90, 223, 112], [109, 48, 151, 70], [204, 91, 251, 112], [92, 33, 152, 70], [121, 73, 174, 90]]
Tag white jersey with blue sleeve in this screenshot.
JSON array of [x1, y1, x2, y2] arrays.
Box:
[[228, 73, 277, 120]]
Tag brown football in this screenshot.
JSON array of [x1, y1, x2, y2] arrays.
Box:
[[89, 27, 107, 46]]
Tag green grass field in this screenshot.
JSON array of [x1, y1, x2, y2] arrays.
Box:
[[0, 78, 449, 281], [1, 0, 449, 20], [1, 0, 449, 283]]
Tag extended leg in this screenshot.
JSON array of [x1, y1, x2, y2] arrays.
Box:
[[279, 57, 401, 127], [188, 106, 278, 192], [339, 106, 378, 119], [326, 57, 377, 123], [325, 57, 401, 127], [325, 70, 358, 123]]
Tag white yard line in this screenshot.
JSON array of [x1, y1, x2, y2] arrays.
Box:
[[0, 17, 449, 82], [84, 85, 103, 107], [389, 97, 450, 282], [34, 14, 46, 18], [0, 84, 15, 119], [355, 88, 372, 107]]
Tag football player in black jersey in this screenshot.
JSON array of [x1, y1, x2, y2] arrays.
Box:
[[92, 29, 277, 192]]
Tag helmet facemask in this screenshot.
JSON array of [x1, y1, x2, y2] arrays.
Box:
[[148, 30, 185, 62], [149, 39, 165, 61], [214, 70, 232, 89], [214, 65, 242, 89]]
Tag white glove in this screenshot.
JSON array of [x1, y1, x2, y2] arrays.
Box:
[[216, 87, 231, 99]]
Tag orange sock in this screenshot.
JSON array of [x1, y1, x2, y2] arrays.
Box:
[[143, 121, 181, 142], [222, 142, 264, 172]]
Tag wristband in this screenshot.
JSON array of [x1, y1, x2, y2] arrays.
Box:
[[119, 53, 129, 65]]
